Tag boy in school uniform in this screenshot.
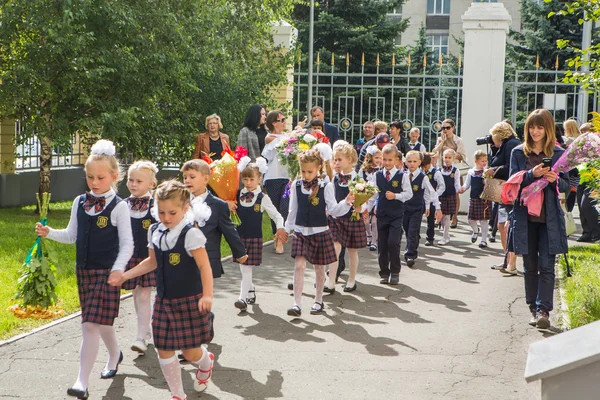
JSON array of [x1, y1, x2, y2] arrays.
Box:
[[408, 128, 426, 153], [421, 153, 446, 246], [374, 144, 413, 284]]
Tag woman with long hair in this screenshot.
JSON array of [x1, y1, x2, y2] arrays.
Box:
[[238, 105, 267, 161]]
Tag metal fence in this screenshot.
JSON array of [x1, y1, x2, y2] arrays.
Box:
[[15, 121, 86, 171], [294, 53, 463, 151]]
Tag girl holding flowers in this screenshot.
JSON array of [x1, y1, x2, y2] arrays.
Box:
[[326, 143, 368, 293], [508, 109, 569, 330], [359, 145, 383, 250]]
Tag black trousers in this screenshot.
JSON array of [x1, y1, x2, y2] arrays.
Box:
[[577, 183, 600, 237], [377, 216, 403, 277], [403, 209, 423, 260], [426, 204, 436, 242]]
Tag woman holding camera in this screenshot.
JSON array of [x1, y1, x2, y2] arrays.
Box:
[[509, 109, 569, 330], [485, 121, 520, 272]]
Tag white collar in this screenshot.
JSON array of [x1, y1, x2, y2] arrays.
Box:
[[192, 190, 209, 202], [157, 217, 188, 235], [90, 188, 115, 198], [337, 170, 355, 177], [240, 187, 262, 195], [407, 168, 421, 176], [384, 167, 398, 176], [128, 191, 152, 200]]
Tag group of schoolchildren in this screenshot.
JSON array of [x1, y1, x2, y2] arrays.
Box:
[[35, 122, 495, 399]]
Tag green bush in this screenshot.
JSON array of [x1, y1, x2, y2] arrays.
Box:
[[559, 245, 600, 328]]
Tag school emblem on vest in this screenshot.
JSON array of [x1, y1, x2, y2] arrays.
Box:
[[450, 173, 455, 178], [142, 219, 151, 230], [254, 204, 261, 212], [96, 216, 108, 229], [413, 184, 419, 192], [392, 180, 399, 188], [169, 253, 180, 266], [311, 197, 320, 206]]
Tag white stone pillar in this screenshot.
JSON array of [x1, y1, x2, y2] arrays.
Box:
[[459, 3, 511, 212], [271, 21, 298, 132]]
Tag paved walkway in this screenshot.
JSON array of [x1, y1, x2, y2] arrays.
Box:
[[0, 222, 569, 399]]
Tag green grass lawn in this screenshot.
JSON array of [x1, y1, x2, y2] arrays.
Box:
[[0, 201, 275, 340], [558, 244, 600, 329]]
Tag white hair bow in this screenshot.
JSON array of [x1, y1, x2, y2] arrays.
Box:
[[91, 139, 116, 156]]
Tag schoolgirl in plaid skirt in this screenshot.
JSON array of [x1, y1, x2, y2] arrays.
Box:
[[459, 151, 491, 248], [284, 148, 354, 317], [358, 145, 382, 251], [327, 143, 367, 293], [438, 149, 461, 245], [36, 139, 134, 399], [124, 160, 158, 355], [231, 158, 288, 312], [111, 180, 216, 399]]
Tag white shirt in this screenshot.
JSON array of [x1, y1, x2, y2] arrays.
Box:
[[285, 180, 352, 235], [126, 192, 153, 219], [148, 218, 207, 257], [380, 167, 413, 202], [424, 168, 446, 198], [440, 165, 462, 193], [47, 188, 134, 272], [238, 188, 284, 230], [262, 133, 290, 181], [461, 168, 484, 192], [408, 168, 440, 210]]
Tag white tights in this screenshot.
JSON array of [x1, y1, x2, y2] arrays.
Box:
[[330, 243, 359, 288], [442, 215, 451, 241], [133, 286, 152, 341], [468, 219, 489, 242], [293, 257, 326, 307], [239, 264, 254, 300], [159, 355, 185, 398], [72, 322, 121, 391]]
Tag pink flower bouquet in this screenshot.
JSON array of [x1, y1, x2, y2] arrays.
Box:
[[275, 128, 330, 179], [348, 178, 379, 221], [521, 133, 600, 212]]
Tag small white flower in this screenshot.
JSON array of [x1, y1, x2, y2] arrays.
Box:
[[303, 134, 317, 143]]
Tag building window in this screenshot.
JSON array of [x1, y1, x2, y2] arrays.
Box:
[[427, 0, 451, 15], [427, 35, 448, 58], [389, 6, 402, 16]]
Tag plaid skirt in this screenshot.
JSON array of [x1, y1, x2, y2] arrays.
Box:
[[76, 268, 121, 326], [329, 216, 367, 249], [468, 198, 491, 221], [234, 237, 263, 266], [291, 230, 337, 265], [440, 195, 458, 216], [122, 256, 157, 290], [152, 294, 213, 351]]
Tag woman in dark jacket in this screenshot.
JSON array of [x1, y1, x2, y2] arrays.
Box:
[[486, 121, 521, 270], [508, 109, 569, 330], [238, 104, 267, 161]]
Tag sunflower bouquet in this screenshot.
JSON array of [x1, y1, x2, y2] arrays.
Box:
[[348, 178, 379, 221], [275, 128, 330, 179]]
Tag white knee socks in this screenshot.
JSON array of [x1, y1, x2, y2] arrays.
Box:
[[191, 347, 213, 383], [239, 264, 254, 301], [133, 286, 152, 341], [99, 325, 121, 370], [442, 215, 450, 241], [468, 220, 489, 243], [159, 355, 185, 398], [73, 322, 100, 391]]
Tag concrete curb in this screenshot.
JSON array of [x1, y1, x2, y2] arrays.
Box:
[[0, 239, 275, 348], [556, 257, 571, 331]]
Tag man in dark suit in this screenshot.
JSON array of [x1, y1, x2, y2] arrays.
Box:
[[198, 192, 248, 278], [311, 106, 341, 144]]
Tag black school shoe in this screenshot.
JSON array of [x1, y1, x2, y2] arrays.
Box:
[[389, 275, 400, 285], [310, 302, 325, 315], [234, 299, 248, 311], [323, 286, 336, 294], [406, 259, 415, 268], [287, 305, 301, 317], [100, 351, 123, 379], [67, 387, 89, 399], [379, 276, 389, 284], [424, 240, 434, 246], [343, 283, 357, 292]]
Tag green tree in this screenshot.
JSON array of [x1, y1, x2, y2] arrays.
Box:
[[0, 0, 295, 196], [292, 0, 408, 70]]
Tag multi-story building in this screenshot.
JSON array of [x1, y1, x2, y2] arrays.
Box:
[[391, 0, 522, 57]]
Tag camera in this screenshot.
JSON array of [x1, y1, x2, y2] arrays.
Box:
[[476, 134, 493, 146]]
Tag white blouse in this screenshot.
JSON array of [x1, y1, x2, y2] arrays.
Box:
[[262, 133, 290, 181], [148, 218, 207, 257]]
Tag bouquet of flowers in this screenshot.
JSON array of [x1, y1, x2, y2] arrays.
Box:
[[276, 128, 330, 179], [521, 132, 600, 213], [348, 178, 379, 221], [209, 152, 242, 225], [579, 159, 600, 212]]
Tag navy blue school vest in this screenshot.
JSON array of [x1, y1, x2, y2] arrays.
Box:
[[427, 168, 438, 191], [470, 171, 485, 199], [236, 191, 264, 239], [410, 141, 422, 151], [152, 224, 203, 299], [404, 172, 426, 213], [375, 170, 405, 219], [295, 180, 328, 227], [130, 198, 156, 259], [333, 175, 353, 219], [76, 195, 121, 270], [441, 167, 458, 196]]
